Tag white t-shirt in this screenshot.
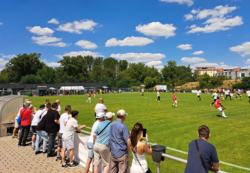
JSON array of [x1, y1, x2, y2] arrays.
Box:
[[88, 121, 100, 143], [212, 93, 218, 99], [142, 89, 144, 92], [197, 91, 201, 96], [62, 118, 78, 140], [57, 105, 61, 112], [157, 92, 160, 97], [15, 107, 23, 120], [247, 91, 250, 96], [225, 90, 229, 95], [31, 109, 46, 126], [95, 103, 107, 115], [59, 113, 70, 133]]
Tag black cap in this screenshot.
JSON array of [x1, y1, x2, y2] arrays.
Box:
[[40, 104, 45, 108]]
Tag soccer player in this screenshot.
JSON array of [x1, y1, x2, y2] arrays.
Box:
[[197, 90, 201, 101], [94, 90, 96, 98], [210, 91, 218, 106], [230, 91, 234, 99], [215, 96, 227, 118], [225, 88, 231, 100], [246, 88, 250, 102], [219, 88, 225, 101], [236, 89, 242, 99], [86, 92, 91, 103], [156, 90, 160, 102], [172, 92, 178, 108], [141, 88, 144, 97]]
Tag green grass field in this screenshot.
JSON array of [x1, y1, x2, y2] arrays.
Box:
[[26, 92, 250, 173]]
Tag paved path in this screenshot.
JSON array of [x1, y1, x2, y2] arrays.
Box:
[[0, 136, 89, 173]]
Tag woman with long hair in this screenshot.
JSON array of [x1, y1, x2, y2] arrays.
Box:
[[127, 123, 152, 173]]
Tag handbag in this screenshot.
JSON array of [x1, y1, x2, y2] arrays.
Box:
[[130, 141, 152, 173], [17, 109, 26, 126], [195, 140, 206, 171]]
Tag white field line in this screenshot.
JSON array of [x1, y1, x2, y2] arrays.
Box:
[[149, 142, 250, 171]]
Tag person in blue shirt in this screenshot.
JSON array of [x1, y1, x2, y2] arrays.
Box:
[[110, 109, 130, 173], [185, 125, 220, 173], [93, 112, 115, 173]]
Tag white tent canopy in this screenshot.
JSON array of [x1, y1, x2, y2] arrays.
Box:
[[59, 86, 84, 90]]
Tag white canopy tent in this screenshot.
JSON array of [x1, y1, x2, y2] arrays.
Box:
[[59, 86, 84, 90]]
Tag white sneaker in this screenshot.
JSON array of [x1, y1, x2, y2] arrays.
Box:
[[223, 116, 228, 118]]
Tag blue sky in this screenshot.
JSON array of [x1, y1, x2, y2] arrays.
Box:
[[0, 0, 250, 71]]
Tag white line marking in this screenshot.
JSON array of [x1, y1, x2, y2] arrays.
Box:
[[149, 142, 250, 171]]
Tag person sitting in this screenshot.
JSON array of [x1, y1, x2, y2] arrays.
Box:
[[127, 123, 152, 173]]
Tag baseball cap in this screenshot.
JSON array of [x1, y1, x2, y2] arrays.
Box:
[[26, 101, 31, 104], [106, 112, 115, 119], [117, 109, 128, 116], [96, 112, 105, 119], [39, 104, 45, 108]]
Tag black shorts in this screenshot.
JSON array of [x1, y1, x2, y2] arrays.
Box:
[[158, 96, 160, 99], [198, 95, 200, 97], [238, 93, 241, 95], [142, 92, 144, 96], [31, 126, 37, 134], [248, 96, 250, 98], [58, 133, 63, 148], [214, 99, 217, 102]]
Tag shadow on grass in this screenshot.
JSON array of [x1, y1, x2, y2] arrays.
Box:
[[216, 115, 223, 117]]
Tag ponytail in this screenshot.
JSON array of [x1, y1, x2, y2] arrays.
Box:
[[130, 123, 143, 149]]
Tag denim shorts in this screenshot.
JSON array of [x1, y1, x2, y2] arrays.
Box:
[[87, 142, 94, 158]]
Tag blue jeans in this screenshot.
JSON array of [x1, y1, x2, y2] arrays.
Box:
[[87, 142, 94, 158], [36, 130, 48, 152]]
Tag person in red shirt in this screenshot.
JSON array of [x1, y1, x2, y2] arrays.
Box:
[[219, 88, 225, 101], [18, 103, 33, 146], [94, 90, 96, 98], [172, 92, 178, 108], [215, 97, 227, 118], [86, 91, 92, 103]]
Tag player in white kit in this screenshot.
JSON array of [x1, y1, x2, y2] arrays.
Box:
[[225, 88, 231, 100], [210, 91, 218, 106], [197, 90, 201, 101], [156, 90, 160, 102], [246, 88, 250, 102], [141, 88, 144, 97]]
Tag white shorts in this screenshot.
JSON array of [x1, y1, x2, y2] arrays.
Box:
[[89, 97, 91, 99], [220, 94, 223, 97], [217, 107, 223, 112], [174, 101, 177, 104], [14, 120, 19, 128], [62, 138, 74, 150]]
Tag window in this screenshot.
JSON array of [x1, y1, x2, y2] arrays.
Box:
[[241, 73, 245, 78], [229, 72, 231, 75], [225, 72, 227, 76]]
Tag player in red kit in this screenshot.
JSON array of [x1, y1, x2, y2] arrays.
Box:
[[86, 91, 91, 103], [219, 88, 225, 100], [94, 90, 96, 98], [172, 92, 178, 108], [215, 96, 227, 118]]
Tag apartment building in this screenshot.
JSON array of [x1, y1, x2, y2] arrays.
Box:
[[195, 67, 217, 76], [214, 68, 250, 79]]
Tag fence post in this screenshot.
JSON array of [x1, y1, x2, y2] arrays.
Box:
[[157, 163, 160, 173]]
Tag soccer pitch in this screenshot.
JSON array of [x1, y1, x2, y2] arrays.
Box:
[[26, 92, 250, 173]]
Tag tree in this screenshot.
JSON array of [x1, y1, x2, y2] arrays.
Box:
[[194, 70, 200, 81], [103, 57, 118, 79], [84, 56, 94, 71], [19, 74, 43, 84], [161, 61, 177, 82], [119, 60, 128, 71], [144, 76, 156, 88], [5, 53, 45, 82], [37, 66, 56, 84], [93, 57, 103, 66]]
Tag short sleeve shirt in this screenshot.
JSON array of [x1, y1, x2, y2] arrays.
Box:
[[157, 92, 160, 96], [45, 110, 60, 133], [213, 93, 218, 99], [31, 110, 46, 126], [247, 91, 250, 96], [94, 121, 111, 145], [215, 99, 221, 108], [173, 94, 177, 101], [95, 103, 107, 115], [20, 109, 33, 126], [57, 105, 61, 112], [185, 139, 219, 173], [88, 121, 100, 143], [88, 93, 91, 97], [59, 113, 70, 133], [62, 118, 78, 140]]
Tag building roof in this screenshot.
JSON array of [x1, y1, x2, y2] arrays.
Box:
[[196, 67, 216, 71]]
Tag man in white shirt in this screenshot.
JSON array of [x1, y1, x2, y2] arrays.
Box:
[[95, 98, 108, 118], [156, 90, 160, 102], [246, 88, 250, 102], [141, 88, 144, 97], [210, 91, 218, 106], [197, 90, 202, 101], [85, 112, 105, 173], [225, 89, 231, 100], [56, 105, 71, 161], [56, 100, 61, 115], [61, 111, 86, 168]]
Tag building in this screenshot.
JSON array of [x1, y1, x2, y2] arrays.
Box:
[[214, 68, 250, 79], [195, 67, 217, 76]]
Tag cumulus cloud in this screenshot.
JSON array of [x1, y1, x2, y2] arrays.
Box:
[[110, 53, 166, 63], [55, 51, 104, 59], [184, 14, 194, 21], [185, 5, 243, 34], [31, 36, 70, 47], [181, 57, 206, 63], [57, 19, 98, 34], [75, 40, 98, 49], [26, 26, 54, 35], [105, 36, 154, 47], [245, 59, 250, 64], [177, 44, 193, 50], [159, 0, 194, 6], [0, 58, 8, 67], [43, 59, 60, 67], [136, 22, 177, 39], [0, 22, 2, 25], [48, 18, 59, 24], [0, 53, 16, 59], [193, 50, 204, 55], [146, 60, 163, 66], [229, 42, 250, 57]]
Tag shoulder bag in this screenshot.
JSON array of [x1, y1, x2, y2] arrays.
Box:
[[98, 122, 111, 135], [17, 110, 26, 126], [195, 139, 206, 171]]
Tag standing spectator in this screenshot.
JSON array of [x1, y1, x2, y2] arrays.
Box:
[[95, 98, 108, 118], [184, 125, 220, 173], [18, 103, 33, 147], [56, 105, 71, 161], [45, 102, 60, 157], [35, 103, 51, 154], [127, 123, 152, 173], [93, 112, 115, 173], [110, 109, 130, 173], [85, 112, 105, 173], [56, 100, 61, 115], [61, 111, 86, 168], [31, 104, 46, 149], [45, 99, 50, 108]]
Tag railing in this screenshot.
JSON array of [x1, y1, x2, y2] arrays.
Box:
[[80, 129, 228, 173]]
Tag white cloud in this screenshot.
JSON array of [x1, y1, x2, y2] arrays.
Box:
[[43, 59, 60, 67], [159, 0, 194, 6], [55, 51, 104, 59], [229, 42, 250, 57], [110, 53, 166, 63], [146, 60, 163, 66], [245, 59, 250, 64], [26, 26, 54, 35], [48, 18, 59, 24], [136, 22, 177, 39], [105, 36, 154, 47], [31, 36, 69, 47], [0, 58, 8, 67], [193, 50, 204, 55], [220, 62, 225, 65], [184, 14, 194, 21], [57, 19, 98, 34], [0, 22, 2, 25], [177, 44, 193, 50], [75, 40, 98, 49], [181, 57, 206, 63], [185, 5, 243, 34], [0, 53, 16, 59]]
